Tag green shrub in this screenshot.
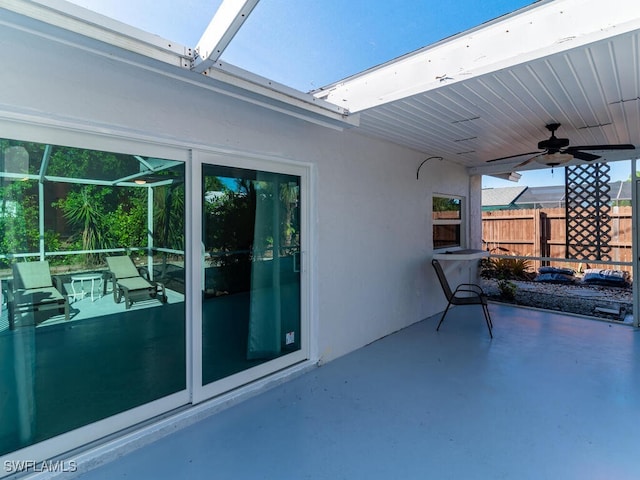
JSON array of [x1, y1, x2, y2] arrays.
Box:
[[481, 256, 533, 280], [497, 278, 517, 300]]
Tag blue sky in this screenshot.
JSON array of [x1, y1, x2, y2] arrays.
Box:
[[69, 0, 533, 91], [482, 160, 634, 189]]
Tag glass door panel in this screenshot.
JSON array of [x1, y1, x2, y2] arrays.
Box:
[[202, 165, 301, 385], [0, 138, 187, 457]]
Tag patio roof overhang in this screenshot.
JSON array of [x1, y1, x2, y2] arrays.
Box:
[[310, 0, 640, 177], [2, 0, 640, 179], [0, 0, 358, 131]]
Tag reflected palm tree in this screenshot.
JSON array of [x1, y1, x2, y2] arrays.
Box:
[[59, 187, 109, 266]]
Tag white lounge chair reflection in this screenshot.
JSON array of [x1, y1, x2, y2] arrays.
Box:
[[8, 260, 70, 329], [105, 256, 167, 309]]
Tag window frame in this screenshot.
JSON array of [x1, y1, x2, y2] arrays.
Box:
[[432, 193, 465, 251]]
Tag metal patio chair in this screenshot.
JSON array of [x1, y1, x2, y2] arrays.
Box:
[[431, 258, 493, 338]]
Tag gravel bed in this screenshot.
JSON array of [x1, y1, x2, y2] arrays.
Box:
[[481, 278, 633, 322]]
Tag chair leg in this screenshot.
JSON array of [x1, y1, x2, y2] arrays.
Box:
[[124, 290, 132, 309], [483, 303, 493, 329], [157, 283, 167, 304], [482, 304, 493, 338], [436, 301, 453, 332], [8, 304, 14, 330]]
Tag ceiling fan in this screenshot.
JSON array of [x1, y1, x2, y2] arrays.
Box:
[[486, 123, 635, 168]]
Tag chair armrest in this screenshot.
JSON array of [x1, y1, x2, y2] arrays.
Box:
[[454, 283, 485, 295], [453, 288, 484, 298], [53, 275, 67, 297]]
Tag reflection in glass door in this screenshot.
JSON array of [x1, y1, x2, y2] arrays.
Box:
[[201, 165, 301, 384], [0, 138, 187, 458]]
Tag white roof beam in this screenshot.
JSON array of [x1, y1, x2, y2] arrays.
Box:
[[203, 62, 358, 126], [3, 0, 194, 68], [3, 1, 356, 129], [192, 0, 260, 73], [314, 0, 640, 113]]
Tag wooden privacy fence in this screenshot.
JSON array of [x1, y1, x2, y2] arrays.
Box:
[[482, 207, 633, 276]]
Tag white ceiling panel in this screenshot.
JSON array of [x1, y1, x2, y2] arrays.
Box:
[[353, 27, 640, 175]]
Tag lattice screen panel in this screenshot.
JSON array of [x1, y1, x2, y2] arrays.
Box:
[[565, 163, 611, 261]]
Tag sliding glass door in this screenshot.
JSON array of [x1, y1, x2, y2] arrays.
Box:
[[199, 161, 307, 393], [0, 136, 309, 463], [0, 137, 187, 458]]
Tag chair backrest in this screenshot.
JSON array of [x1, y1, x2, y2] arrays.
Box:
[[431, 259, 453, 301], [13, 261, 53, 290], [106, 256, 140, 279]]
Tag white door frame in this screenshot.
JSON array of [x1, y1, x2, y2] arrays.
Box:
[[190, 149, 313, 404]]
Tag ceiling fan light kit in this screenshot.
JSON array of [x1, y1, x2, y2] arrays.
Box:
[[536, 152, 574, 167]]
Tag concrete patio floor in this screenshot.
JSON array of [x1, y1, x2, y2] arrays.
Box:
[[73, 303, 640, 480]]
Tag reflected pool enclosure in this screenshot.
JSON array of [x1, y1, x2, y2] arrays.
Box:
[[0, 138, 186, 455]]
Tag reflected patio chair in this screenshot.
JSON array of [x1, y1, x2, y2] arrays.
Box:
[[431, 259, 493, 338], [7, 260, 69, 329], [105, 256, 167, 309]]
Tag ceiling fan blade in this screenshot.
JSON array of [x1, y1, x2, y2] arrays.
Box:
[[566, 144, 636, 151], [485, 151, 542, 163], [569, 151, 600, 162], [513, 154, 543, 168]]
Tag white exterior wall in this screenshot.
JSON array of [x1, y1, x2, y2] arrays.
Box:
[[0, 23, 471, 363]]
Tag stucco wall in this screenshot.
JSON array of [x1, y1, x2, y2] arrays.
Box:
[[0, 20, 472, 363]]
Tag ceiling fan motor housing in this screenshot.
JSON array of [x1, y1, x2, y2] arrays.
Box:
[[538, 136, 570, 152], [538, 123, 570, 152]]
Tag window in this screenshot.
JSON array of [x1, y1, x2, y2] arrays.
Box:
[[433, 195, 463, 249]]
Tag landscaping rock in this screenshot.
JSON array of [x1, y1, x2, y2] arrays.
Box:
[[481, 278, 632, 322]]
